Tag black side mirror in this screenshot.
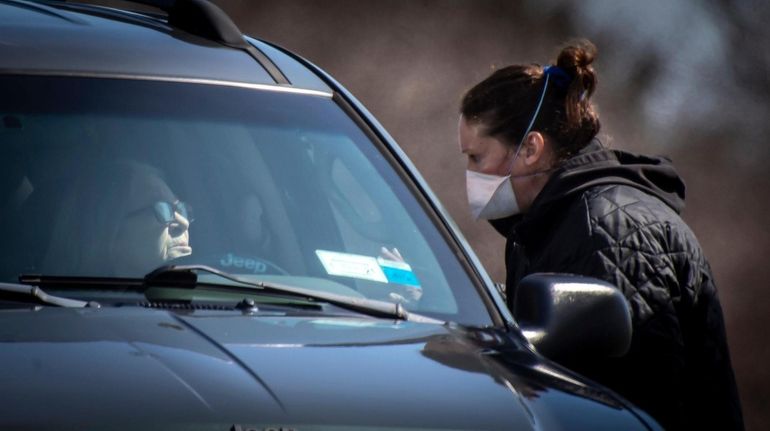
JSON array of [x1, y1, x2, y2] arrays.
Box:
[[513, 273, 631, 361]]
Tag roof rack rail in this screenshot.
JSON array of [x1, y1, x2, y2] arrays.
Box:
[[56, 0, 290, 84]]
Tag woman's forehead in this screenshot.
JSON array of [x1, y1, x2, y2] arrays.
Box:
[[458, 116, 483, 152], [459, 117, 508, 154]]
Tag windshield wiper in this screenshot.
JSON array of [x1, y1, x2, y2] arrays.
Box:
[[16, 267, 443, 323], [0, 281, 97, 308], [145, 264, 444, 324]]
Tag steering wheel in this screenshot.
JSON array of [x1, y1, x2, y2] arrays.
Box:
[[168, 251, 290, 276]]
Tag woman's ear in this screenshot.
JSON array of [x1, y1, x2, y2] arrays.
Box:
[[521, 131, 547, 166]]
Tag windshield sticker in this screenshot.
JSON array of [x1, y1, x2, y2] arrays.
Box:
[[377, 257, 421, 288], [316, 250, 388, 283], [315, 250, 422, 288]]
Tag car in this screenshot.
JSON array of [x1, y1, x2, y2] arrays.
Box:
[[0, 0, 661, 429]]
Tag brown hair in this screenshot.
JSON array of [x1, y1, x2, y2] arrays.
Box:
[[460, 39, 601, 161]]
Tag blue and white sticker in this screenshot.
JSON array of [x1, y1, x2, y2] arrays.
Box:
[[377, 257, 421, 288], [316, 250, 421, 288]]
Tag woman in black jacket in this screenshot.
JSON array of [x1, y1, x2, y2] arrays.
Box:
[[458, 40, 743, 430]]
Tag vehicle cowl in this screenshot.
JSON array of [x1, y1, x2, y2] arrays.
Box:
[[0, 306, 652, 430]]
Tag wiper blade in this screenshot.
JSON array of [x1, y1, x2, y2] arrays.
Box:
[[0, 282, 96, 308], [19, 274, 144, 288], [145, 265, 444, 324]]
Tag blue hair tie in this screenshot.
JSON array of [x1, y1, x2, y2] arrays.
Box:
[[543, 65, 571, 91], [518, 65, 574, 144]]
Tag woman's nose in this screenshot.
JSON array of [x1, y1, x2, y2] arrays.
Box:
[[168, 211, 190, 237]]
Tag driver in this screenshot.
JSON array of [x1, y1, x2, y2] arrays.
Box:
[[43, 160, 192, 277]]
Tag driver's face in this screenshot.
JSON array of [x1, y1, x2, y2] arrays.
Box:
[[112, 201, 192, 275], [111, 177, 192, 275], [161, 209, 192, 260]]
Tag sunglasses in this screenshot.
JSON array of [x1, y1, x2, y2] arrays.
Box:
[[152, 200, 194, 225]]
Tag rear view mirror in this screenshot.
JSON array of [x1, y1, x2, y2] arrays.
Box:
[[513, 273, 632, 361]]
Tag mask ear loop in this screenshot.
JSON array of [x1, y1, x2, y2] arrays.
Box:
[[506, 72, 551, 175]]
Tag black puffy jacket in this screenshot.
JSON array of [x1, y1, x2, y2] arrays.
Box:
[[492, 142, 743, 430]]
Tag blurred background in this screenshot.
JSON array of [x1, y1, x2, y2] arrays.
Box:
[[217, 1, 768, 428]]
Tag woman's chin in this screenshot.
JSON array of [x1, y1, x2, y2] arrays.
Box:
[[166, 246, 192, 260]]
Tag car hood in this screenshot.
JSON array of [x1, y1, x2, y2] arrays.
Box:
[[0, 306, 651, 430]]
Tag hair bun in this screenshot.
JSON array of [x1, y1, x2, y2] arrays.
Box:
[[556, 39, 597, 76], [552, 39, 599, 148]]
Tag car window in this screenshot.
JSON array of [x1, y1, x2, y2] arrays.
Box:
[[0, 75, 493, 326]]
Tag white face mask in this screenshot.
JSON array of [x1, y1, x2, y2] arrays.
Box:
[[466, 169, 519, 220], [466, 142, 524, 220]]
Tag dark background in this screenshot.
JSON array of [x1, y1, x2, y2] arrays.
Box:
[[192, 0, 770, 428]]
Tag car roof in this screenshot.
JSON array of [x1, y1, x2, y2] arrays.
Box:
[[0, 0, 333, 95]]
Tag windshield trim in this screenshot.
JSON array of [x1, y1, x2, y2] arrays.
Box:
[[0, 70, 333, 98]]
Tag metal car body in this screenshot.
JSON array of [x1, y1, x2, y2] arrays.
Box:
[[0, 1, 660, 430]]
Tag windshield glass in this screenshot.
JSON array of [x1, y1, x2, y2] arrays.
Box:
[[0, 75, 492, 325]]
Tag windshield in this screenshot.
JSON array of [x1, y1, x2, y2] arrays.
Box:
[[0, 75, 492, 325]]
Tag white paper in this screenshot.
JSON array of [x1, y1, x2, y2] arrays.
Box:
[[315, 250, 388, 283]]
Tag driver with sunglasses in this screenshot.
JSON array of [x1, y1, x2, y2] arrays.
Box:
[[112, 163, 193, 275], [43, 160, 193, 277]]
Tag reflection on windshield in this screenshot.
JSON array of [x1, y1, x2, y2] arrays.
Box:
[[0, 75, 492, 326]]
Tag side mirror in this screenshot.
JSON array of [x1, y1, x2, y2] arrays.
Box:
[[513, 273, 631, 361]]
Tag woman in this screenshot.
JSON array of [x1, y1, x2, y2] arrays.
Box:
[[459, 40, 743, 430], [43, 160, 192, 277]]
